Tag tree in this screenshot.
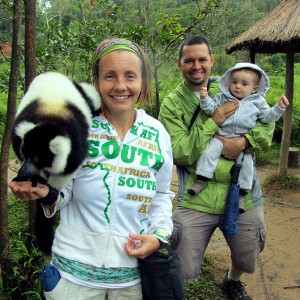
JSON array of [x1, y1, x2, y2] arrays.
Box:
[[0, 0, 22, 290], [35, 0, 121, 80], [118, 0, 225, 117], [24, 0, 37, 249]]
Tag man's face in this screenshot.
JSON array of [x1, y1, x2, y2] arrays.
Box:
[[178, 44, 214, 92]]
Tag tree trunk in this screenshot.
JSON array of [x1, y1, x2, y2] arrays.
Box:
[[151, 49, 160, 119], [24, 0, 36, 89], [24, 0, 37, 246], [278, 51, 294, 177], [137, 0, 143, 26], [249, 47, 256, 63], [0, 0, 23, 290]]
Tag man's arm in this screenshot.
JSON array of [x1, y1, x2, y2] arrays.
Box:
[[216, 135, 248, 160], [158, 90, 238, 166], [217, 121, 275, 160], [245, 121, 275, 151]]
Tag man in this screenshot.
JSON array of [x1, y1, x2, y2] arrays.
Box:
[[158, 36, 275, 300]]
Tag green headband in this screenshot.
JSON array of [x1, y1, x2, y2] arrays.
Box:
[[96, 40, 141, 61]]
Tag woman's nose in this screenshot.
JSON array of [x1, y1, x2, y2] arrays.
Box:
[[114, 78, 126, 90]]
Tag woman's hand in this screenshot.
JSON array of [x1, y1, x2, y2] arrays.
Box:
[[8, 181, 50, 201], [212, 100, 239, 126], [125, 233, 161, 259], [216, 135, 248, 159]]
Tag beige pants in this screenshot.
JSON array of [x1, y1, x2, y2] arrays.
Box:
[[173, 205, 266, 282], [43, 277, 142, 300]]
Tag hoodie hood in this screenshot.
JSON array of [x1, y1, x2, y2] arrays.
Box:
[[219, 62, 270, 98]]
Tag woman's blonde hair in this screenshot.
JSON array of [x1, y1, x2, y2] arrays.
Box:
[[92, 38, 152, 107]]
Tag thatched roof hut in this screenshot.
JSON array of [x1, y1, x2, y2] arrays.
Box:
[[226, 0, 300, 55]]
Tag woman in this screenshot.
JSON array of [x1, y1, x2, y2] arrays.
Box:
[[9, 38, 174, 300]]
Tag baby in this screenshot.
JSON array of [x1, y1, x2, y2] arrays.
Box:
[[188, 62, 289, 213]]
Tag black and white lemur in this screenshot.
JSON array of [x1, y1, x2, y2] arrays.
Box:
[[11, 72, 101, 254]]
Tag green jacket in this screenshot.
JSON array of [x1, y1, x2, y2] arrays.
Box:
[[158, 81, 275, 214]]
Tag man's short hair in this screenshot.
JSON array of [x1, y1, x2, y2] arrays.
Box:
[[178, 36, 212, 58]]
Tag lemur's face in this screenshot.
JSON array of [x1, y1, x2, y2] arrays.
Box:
[[18, 123, 71, 178], [21, 128, 54, 169]]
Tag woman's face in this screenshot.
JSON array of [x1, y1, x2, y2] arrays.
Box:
[[97, 50, 142, 115]]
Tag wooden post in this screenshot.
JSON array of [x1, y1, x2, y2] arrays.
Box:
[[278, 50, 294, 177], [249, 48, 256, 63], [288, 147, 299, 168]]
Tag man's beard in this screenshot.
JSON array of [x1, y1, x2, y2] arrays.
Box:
[[188, 78, 206, 87]]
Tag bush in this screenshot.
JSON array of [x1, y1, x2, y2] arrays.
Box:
[[256, 143, 281, 165], [0, 194, 47, 300], [0, 92, 7, 139]]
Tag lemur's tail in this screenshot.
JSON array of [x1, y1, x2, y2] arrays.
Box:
[[35, 203, 56, 255]]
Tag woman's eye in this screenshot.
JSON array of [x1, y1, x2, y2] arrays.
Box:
[[126, 73, 137, 80], [105, 74, 114, 79]]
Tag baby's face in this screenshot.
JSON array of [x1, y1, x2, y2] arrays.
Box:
[[229, 69, 259, 99]]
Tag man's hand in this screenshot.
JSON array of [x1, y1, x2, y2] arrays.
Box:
[[212, 100, 239, 126], [216, 135, 248, 159]]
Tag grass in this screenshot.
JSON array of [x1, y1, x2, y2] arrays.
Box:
[[184, 256, 228, 299], [264, 173, 300, 190], [0, 194, 46, 299], [255, 143, 282, 166]]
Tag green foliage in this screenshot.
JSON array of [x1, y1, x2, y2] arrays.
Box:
[[158, 61, 182, 102], [290, 112, 300, 145], [293, 74, 300, 110], [256, 143, 281, 165], [156, 13, 183, 44], [0, 0, 13, 41], [6, 232, 44, 300], [212, 53, 237, 76], [35, 0, 125, 80], [259, 54, 286, 76], [0, 60, 11, 94], [0, 194, 47, 300], [0, 92, 7, 139]]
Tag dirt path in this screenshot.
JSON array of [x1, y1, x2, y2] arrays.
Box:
[[170, 165, 300, 300]]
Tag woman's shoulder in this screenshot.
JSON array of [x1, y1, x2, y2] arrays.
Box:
[[136, 109, 158, 122], [136, 109, 170, 133]]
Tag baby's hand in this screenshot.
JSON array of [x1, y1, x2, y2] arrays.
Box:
[[200, 86, 207, 100], [278, 96, 289, 109]]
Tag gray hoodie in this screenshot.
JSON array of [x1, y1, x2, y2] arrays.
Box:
[[200, 62, 284, 138]]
